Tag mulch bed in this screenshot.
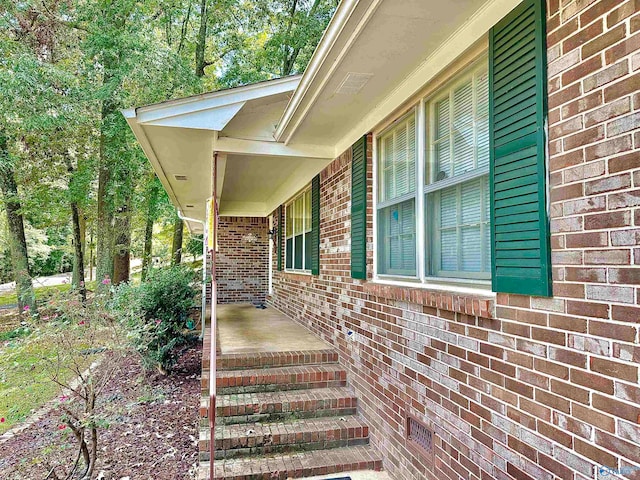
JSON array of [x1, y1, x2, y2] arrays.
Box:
[[0, 342, 202, 480]]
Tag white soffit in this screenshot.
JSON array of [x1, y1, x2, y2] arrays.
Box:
[[218, 154, 332, 217], [277, 0, 522, 155], [123, 75, 322, 223]]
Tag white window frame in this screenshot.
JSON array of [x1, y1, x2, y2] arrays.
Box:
[[376, 109, 419, 278], [373, 56, 492, 288], [284, 186, 312, 273]]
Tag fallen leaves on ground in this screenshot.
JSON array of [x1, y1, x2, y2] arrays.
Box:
[[0, 343, 202, 480]]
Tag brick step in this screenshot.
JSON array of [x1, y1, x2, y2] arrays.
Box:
[[200, 388, 358, 425], [207, 349, 339, 371], [199, 445, 383, 480], [199, 415, 370, 461], [204, 364, 347, 395]]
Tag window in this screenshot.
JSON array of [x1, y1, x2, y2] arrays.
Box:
[[375, 60, 490, 283], [285, 187, 312, 271], [377, 114, 417, 276], [426, 66, 490, 279], [368, 0, 551, 296]]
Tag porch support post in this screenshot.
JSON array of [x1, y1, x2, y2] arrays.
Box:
[[209, 153, 218, 480]]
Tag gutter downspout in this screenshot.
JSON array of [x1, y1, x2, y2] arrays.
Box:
[[176, 212, 207, 339]]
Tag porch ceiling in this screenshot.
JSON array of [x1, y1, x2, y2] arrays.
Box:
[[219, 154, 329, 217], [124, 76, 333, 230]]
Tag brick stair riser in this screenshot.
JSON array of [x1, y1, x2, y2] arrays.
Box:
[[202, 407, 357, 427], [217, 368, 345, 387], [216, 380, 347, 395], [199, 423, 370, 461], [209, 351, 339, 371], [219, 397, 356, 419], [204, 457, 383, 480], [202, 380, 347, 395], [201, 366, 346, 392], [200, 437, 371, 462]]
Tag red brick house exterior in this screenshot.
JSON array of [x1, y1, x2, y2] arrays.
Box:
[[128, 0, 640, 478], [215, 217, 268, 304], [261, 2, 640, 479]]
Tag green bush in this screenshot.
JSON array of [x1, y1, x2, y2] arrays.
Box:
[[109, 265, 198, 372]]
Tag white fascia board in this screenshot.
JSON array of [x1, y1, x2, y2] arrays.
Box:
[[214, 136, 335, 159], [333, 0, 522, 156], [276, 0, 382, 145], [274, 0, 377, 143], [142, 102, 245, 131], [123, 114, 184, 215], [136, 75, 301, 125], [219, 201, 267, 217]]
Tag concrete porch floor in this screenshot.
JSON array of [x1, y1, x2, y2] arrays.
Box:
[[216, 303, 331, 354]]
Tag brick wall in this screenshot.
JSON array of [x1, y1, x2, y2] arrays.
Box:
[[216, 216, 268, 304], [267, 2, 640, 479]]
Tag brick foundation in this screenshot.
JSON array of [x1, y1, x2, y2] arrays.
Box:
[[264, 2, 640, 478]]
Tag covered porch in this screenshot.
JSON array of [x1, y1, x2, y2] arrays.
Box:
[[199, 303, 388, 480]]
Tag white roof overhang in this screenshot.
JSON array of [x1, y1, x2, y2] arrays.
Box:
[[275, 0, 523, 155], [125, 0, 523, 231], [124, 75, 335, 232]]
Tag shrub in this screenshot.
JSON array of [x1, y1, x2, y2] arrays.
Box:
[[34, 289, 124, 480], [110, 265, 198, 372]]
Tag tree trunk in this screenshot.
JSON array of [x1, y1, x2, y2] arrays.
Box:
[[88, 230, 94, 282], [195, 0, 208, 77], [141, 176, 160, 281], [96, 98, 115, 288], [71, 202, 86, 301], [141, 214, 154, 281], [0, 131, 36, 312], [171, 216, 184, 266], [65, 154, 87, 300], [178, 0, 192, 54], [112, 202, 131, 285]]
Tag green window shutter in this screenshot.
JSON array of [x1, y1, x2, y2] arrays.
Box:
[[351, 135, 368, 280], [311, 174, 321, 275], [277, 206, 284, 271], [489, 0, 552, 297]]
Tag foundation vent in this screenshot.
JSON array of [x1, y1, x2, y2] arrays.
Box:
[[407, 416, 434, 463]]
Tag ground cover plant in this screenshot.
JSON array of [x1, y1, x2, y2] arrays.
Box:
[[0, 289, 113, 436]]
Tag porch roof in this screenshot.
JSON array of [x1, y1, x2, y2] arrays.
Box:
[[123, 0, 520, 232]]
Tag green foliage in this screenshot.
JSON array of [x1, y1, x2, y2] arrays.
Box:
[[185, 234, 203, 261], [109, 265, 197, 372], [0, 325, 31, 342], [214, 0, 339, 86], [0, 0, 335, 291]]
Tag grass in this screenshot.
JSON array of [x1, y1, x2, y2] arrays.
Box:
[[0, 320, 107, 434], [0, 326, 31, 342], [0, 282, 98, 308]]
